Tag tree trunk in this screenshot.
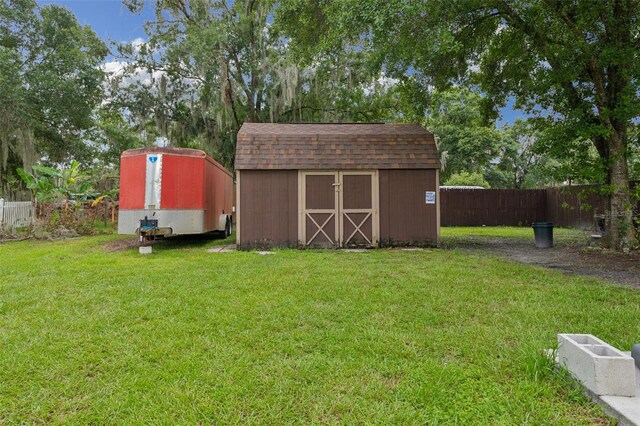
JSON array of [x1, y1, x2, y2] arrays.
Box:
[[605, 130, 635, 250]]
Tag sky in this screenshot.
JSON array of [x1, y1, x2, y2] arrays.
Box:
[[37, 0, 152, 46], [36, 0, 526, 125]]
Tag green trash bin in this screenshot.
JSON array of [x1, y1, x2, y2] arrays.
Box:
[[532, 222, 553, 248]]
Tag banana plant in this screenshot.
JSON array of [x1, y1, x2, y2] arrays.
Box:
[[91, 188, 119, 207], [17, 162, 96, 209], [16, 167, 58, 203], [92, 188, 120, 224]]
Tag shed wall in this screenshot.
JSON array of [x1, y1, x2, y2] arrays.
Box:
[[379, 169, 439, 246], [239, 170, 298, 249]]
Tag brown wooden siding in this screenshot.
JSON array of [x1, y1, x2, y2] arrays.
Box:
[[343, 212, 372, 246], [379, 169, 439, 246], [305, 175, 336, 210], [305, 213, 336, 247], [343, 175, 372, 209], [239, 170, 298, 249]]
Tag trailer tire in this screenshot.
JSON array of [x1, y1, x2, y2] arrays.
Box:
[[225, 216, 233, 237]]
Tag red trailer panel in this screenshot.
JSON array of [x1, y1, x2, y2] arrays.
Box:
[[162, 155, 204, 209], [204, 157, 234, 231], [118, 147, 234, 238], [119, 155, 146, 210]]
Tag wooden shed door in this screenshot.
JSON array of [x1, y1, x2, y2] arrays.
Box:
[[340, 172, 378, 247], [302, 172, 339, 247], [300, 171, 378, 248]]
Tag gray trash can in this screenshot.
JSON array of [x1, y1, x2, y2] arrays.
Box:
[[532, 222, 553, 248]]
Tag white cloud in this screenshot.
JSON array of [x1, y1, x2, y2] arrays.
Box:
[[130, 37, 146, 54], [102, 60, 165, 88], [468, 62, 481, 73], [363, 74, 400, 95], [101, 60, 127, 77]]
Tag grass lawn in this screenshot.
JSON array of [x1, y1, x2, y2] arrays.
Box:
[[1, 230, 638, 423], [442, 226, 591, 244]]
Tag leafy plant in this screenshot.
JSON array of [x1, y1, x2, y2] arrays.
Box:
[[17, 162, 96, 208], [92, 188, 120, 225], [16, 167, 57, 203], [444, 172, 491, 188]]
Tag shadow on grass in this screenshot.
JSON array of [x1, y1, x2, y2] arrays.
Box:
[[155, 232, 234, 250], [440, 227, 592, 251]]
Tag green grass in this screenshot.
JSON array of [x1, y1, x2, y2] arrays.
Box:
[[1, 232, 637, 424], [442, 226, 591, 246], [441, 225, 588, 239]]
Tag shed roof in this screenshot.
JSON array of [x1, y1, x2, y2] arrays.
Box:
[[235, 123, 440, 170]]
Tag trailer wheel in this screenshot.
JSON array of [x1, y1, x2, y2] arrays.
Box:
[[225, 216, 233, 237]]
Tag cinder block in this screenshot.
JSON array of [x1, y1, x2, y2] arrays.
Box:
[[139, 246, 153, 255], [558, 334, 636, 397], [632, 344, 640, 369]]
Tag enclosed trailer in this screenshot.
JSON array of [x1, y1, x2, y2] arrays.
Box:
[[234, 123, 441, 249], [118, 147, 234, 240]]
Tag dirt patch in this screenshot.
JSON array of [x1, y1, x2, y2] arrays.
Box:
[[103, 238, 143, 252], [104, 233, 227, 252], [206, 244, 236, 253], [443, 234, 640, 288], [0, 237, 31, 243]]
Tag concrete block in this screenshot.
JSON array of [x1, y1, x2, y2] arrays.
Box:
[[632, 344, 640, 370], [139, 246, 153, 255], [558, 334, 636, 397]]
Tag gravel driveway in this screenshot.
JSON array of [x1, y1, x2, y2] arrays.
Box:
[[442, 231, 640, 288]]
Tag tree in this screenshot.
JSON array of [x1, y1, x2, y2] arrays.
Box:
[[487, 119, 555, 189], [532, 119, 607, 186], [278, 0, 640, 250], [91, 107, 145, 169], [115, 0, 402, 169], [629, 125, 640, 182], [0, 0, 108, 196], [424, 87, 503, 181], [444, 172, 491, 188]]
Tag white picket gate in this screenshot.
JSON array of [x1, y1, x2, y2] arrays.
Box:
[[0, 199, 34, 228]]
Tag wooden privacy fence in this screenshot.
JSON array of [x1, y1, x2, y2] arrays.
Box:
[[544, 186, 609, 228], [0, 199, 34, 228], [440, 189, 546, 227], [440, 185, 623, 228]]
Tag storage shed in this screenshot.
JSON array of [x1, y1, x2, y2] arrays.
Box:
[[235, 123, 441, 249]]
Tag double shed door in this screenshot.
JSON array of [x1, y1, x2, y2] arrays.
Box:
[[300, 171, 379, 248]]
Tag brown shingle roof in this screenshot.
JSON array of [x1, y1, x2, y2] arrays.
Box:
[[235, 123, 440, 170]]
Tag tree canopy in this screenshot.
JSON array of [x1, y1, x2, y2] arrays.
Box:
[[424, 87, 503, 181], [277, 0, 640, 248], [0, 0, 107, 196], [110, 0, 403, 169], [2, 0, 639, 249]]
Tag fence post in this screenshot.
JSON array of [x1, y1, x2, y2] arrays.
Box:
[[0, 198, 4, 228]]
